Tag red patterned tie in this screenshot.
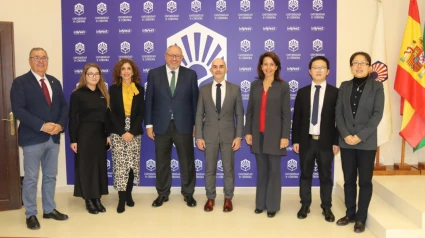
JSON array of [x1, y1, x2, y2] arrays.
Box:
[[40, 79, 52, 106]]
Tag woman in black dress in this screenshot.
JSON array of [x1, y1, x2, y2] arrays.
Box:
[[69, 63, 110, 214], [109, 59, 144, 213]]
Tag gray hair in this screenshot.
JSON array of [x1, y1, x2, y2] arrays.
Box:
[[29, 47, 47, 58]]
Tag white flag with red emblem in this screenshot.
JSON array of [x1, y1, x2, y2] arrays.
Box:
[[371, 0, 392, 146]]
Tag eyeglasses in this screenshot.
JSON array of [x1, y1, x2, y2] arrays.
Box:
[[351, 61, 369, 67], [311, 66, 327, 71], [86, 73, 101, 78], [166, 53, 183, 59], [30, 56, 49, 62]]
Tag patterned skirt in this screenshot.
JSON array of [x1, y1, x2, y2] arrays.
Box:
[[110, 116, 141, 191]]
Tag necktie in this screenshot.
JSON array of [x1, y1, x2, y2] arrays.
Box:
[[170, 71, 176, 96], [216, 83, 222, 113], [40, 79, 52, 106], [311, 85, 321, 125]]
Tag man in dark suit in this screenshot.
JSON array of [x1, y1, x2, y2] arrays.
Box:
[[292, 56, 339, 222], [10, 48, 69, 230], [145, 45, 199, 207], [195, 58, 244, 212]]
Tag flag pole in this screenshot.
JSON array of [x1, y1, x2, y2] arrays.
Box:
[[374, 146, 386, 170], [394, 139, 411, 170]]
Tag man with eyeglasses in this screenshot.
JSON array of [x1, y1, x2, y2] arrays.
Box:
[[10, 47, 69, 230], [145, 45, 199, 208], [292, 56, 339, 222]]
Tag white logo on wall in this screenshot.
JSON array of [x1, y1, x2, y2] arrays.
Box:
[[313, 0, 323, 11], [171, 159, 179, 171], [240, 0, 250, 12], [312, 39, 323, 52], [98, 42, 108, 54], [167, 22, 227, 86], [216, 0, 226, 12], [240, 39, 251, 52], [121, 41, 131, 54], [241, 80, 250, 93], [107, 158, 111, 170], [74, 3, 84, 16], [217, 160, 223, 172], [144, 1, 154, 14], [287, 159, 297, 171], [195, 159, 203, 171], [97, 2, 107, 15], [241, 159, 251, 171], [146, 159, 156, 171], [288, 0, 298, 11], [314, 161, 318, 172], [144, 41, 154, 53], [264, 39, 275, 52], [120, 2, 130, 14], [167, 1, 177, 13], [288, 80, 299, 92], [191, 0, 201, 12], [288, 39, 299, 52], [264, 0, 274, 11], [75, 42, 85, 55]]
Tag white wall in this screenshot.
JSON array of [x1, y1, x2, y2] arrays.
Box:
[[1, 0, 424, 188]]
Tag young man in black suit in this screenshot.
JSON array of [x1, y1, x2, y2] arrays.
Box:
[[292, 56, 339, 222]]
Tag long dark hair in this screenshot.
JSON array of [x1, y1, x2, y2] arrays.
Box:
[[112, 58, 141, 85]]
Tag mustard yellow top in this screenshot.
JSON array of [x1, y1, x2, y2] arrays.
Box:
[[122, 82, 139, 116]]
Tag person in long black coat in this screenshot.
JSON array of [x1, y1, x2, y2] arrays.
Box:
[[69, 63, 111, 214]]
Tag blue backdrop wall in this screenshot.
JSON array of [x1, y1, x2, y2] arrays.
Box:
[[61, 0, 337, 187]]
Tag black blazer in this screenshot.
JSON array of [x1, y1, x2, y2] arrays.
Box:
[[108, 84, 145, 136], [292, 83, 339, 155], [10, 71, 68, 146]]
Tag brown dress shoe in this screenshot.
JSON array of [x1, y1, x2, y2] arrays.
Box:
[[204, 199, 214, 212], [223, 198, 233, 212], [336, 216, 356, 226], [354, 221, 366, 233]]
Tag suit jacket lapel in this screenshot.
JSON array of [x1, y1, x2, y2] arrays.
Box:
[[355, 78, 372, 123], [160, 66, 172, 97], [220, 81, 231, 114], [29, 71, 50, 106], [173, 67, 184, 97], [344, 81, 355, 122]]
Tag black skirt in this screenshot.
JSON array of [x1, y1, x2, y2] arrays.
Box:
[[74, 121, 109, 199]]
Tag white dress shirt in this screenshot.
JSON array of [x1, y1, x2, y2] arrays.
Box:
[[212, 80, 226, 109], [309, 81, 327, 135]]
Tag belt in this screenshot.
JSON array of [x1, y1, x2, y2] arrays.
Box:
[[309, 135, 320, 140]]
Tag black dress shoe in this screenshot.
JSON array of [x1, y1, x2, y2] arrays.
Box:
[[336, 215, 356, 226], [184, 195, 197, 207], [354, 221, 366, 233], [297, 205, 310, 219], [26, 216, 40, 230], [152, 196, 169, 207], [85, 199, 99, 214], [254, 209, 263, 214], [322, 208, 335, 222], [267, 212, 276, 218], [92, 198, 106, 213], [43, 209, 69, 220]]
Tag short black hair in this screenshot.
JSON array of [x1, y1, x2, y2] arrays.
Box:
[[309, 56, 329, 69], [349, 52, 371, 66]]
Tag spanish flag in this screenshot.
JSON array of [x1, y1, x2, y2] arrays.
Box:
[[394, 0, 425, 150]]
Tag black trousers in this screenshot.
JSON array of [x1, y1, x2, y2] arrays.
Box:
[[154, 121, 196, 197], [299, 138, 333, 208], [340, 148, 376, 222]]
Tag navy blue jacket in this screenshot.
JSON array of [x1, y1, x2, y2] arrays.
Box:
[[145, 65, 199, 134], [10, 71, 69, 146]]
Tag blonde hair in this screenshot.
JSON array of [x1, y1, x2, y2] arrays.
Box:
[[74, 63, 110, 108]]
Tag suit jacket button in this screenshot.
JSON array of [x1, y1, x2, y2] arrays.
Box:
[[353, 124, 355, 127], [218, 118, 220, 121]]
